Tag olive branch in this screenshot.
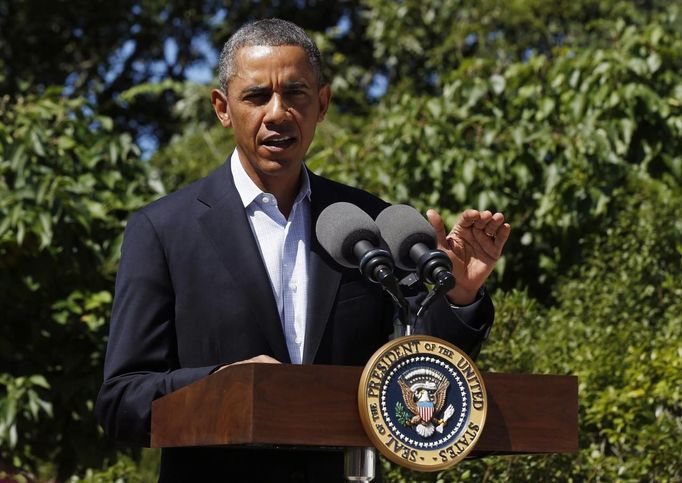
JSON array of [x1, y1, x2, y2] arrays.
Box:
[[395, 401, 411, 426]]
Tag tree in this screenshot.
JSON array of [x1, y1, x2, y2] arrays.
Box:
[[0, 0, 373, 146], [1, 0, 226, 145], [360, 0, 672, 94], [0, 88, 159, 479]]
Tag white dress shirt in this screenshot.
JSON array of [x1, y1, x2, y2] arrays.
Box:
[[231, 150, 310, 364]]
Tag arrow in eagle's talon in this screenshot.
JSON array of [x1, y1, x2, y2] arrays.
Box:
[[436, 404, 456, 433]]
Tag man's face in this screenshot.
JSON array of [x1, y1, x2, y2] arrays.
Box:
[[212, 45, 331, 190]]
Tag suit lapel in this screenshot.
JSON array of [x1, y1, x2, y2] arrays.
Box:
[[196, 163, 291, 363], [303, 172, 343, 364]]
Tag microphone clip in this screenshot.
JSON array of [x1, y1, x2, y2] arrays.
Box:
[[354, 244, 411, 327], [415, 249, 452, 285], [357, 247, 394, 284], [416, 254, 456, 319]]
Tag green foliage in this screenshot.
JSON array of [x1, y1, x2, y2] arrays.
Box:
[[0, 0, 230, 143], [66, 457, 142, 483], [0, 89, 158, 478], [534, 177, 682, 481], [360, 0, 672, 92], [66, 449, 160, 483], [310, 6, 682, 292], [0, 375, 52, 455], [145, 82, 231, 191]]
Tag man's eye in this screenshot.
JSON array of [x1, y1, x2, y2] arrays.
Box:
[[245, 93, 269, 103]]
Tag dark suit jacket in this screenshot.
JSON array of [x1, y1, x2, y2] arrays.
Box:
[[95, 162, 494, 482]]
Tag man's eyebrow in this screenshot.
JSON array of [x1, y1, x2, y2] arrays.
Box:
[[283, 81, 310, 90], [239, 81, 310, 96], [240, 85, 271, 96]]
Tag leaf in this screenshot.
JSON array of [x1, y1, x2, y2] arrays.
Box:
[[28, 375, 50, 389], [30, 130, 45, 157], [97, 116, 114, 131], [646, 53, 662, 73], [490, 74, 506, 94]]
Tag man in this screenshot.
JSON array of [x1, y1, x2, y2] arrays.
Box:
[[95, 19, 510, 482]]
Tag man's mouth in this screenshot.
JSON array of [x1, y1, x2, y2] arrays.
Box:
[[262, 135, 296, 150]]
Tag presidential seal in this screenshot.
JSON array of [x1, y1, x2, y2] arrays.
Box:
[[358, 335, 487, 471]]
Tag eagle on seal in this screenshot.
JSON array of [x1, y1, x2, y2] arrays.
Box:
[[398, 375, 450, 438]]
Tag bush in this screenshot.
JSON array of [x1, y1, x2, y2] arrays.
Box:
[[0, 89, 159, 479]]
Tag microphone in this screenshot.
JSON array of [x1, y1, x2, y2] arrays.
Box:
[[315, 202, 409, 323], [375, 205, 455, 318], [315, 202, 393, 282]]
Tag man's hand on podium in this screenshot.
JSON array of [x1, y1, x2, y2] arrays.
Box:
[[214, 354, 281, 373]]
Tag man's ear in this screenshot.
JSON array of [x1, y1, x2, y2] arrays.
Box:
[[211, 89, 232, 128], [316, 84, 332, 122]]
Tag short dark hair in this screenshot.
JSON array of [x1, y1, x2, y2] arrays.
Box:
[[218, 18, 325, 92]]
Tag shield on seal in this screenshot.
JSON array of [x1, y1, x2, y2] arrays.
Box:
[[417, 400, 434, 422]]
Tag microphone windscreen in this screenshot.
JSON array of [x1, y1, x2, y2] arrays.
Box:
[[316, 202, 381, 268], [375, 204, 436, 270]]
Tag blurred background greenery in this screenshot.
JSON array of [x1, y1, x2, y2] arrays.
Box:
[[1, 0, 680, 481]]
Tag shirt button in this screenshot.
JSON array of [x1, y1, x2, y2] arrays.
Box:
[[290, 283, 297, 292], [261, 195, 270, 204], [295, 336, 302, 345]]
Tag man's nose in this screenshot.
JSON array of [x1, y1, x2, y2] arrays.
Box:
[[263, 93, 289, 124]]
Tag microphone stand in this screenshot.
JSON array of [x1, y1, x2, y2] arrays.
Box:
[[355, 244, 411, 331], [416, 270, 455, 319]]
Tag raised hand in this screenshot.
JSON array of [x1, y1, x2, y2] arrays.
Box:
[[427, 209, 510, 305]]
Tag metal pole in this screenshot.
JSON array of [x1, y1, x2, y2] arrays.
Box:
[[392, 320, 412, 339], [344, 447, 376, 482]]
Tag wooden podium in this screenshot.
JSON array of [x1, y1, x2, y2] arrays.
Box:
[[151, 363, 578, 457]]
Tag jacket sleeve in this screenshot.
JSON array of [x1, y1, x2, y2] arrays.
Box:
[[94, 211, 218, 446]]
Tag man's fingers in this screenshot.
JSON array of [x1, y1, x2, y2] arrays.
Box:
[[426, 209, 448, 248], [494, 223, 512, 249], [482, 212, 505, 237], [474, 210, 493, 230], [217, 354, 281, 372], [247, 355, 281, 364], [473, 227, 500, 259], [457, 209, 480, 228], [473, 220, 511, 258], [430, 208, 510, 257]]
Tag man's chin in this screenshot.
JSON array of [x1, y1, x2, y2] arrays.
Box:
[[257, 150, 304, 168], [254, 156, 305, 177]]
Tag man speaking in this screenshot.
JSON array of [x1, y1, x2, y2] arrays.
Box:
[[95, 18, 510, 482]]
